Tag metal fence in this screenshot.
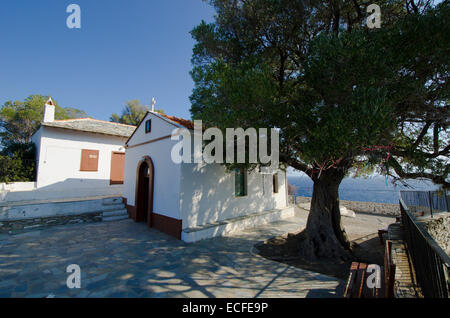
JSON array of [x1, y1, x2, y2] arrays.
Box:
[[400, 190, 449, 216], [399, 197, 450, 298]]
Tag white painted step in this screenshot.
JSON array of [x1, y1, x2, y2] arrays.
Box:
[[102, 215, 128, 222], [102, 207, 128, 222], [103, 209, 127, 217], [102, 204, 125, 212], [102, 197, 124, 206]]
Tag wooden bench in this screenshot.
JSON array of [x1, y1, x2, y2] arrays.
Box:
[[344, 262, 385, 298], [344, 240, 396, 298]]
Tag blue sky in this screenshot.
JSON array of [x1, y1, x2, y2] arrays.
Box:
[[0, 0, 215, 121]]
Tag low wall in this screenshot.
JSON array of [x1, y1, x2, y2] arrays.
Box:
[[0, 182, 123, 203], [293, 196, 400, 216], [0, 212, 102, 234], [420, 212, 450, 255], [0, 197, 108, 221], [0, 182, 36, 191], [0, 196, 124, 234], [0, 182, 36, 201]]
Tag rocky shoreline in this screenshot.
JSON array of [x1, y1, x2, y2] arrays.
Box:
[[294, 196, 400, 217]]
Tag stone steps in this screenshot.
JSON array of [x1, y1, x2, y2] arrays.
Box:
[[102, 203, 125, 212], [101, 198, 128, 222], [102, 214, 128, 222], [102, 197, 124, 206], [103, 209, 127, 217]]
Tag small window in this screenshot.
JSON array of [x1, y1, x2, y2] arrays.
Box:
[[145, 119, 151, 133], [273, 173, 279, 193], [235, 168, 247, 197], [80, 149, 99, 172]]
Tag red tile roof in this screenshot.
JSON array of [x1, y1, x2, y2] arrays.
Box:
[[158, 113, 195, 130]]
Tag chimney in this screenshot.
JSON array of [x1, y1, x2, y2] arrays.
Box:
[[43, 97, 55, 123]]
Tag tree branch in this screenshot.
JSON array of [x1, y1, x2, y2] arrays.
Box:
[[280, 152, 310, 173], [433, 123, 439, 154], [412, 121, 432, 149], [389, 156, 449, 188]]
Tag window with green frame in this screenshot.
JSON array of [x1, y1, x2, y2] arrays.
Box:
[[234, 168, 247, 197]]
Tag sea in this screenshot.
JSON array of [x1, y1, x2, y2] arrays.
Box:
[[288, 174, 439, 204]]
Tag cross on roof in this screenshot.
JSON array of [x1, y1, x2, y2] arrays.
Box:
[[151, 97, 156, 112]]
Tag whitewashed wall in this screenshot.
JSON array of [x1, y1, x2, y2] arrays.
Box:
[[123, 114, 182, 220], [125, 111, 288, 228], [179, 163, 287, 229], [0, 182, 36, 202], [127, 112, 177, 146], [30, 126, 127, 195]]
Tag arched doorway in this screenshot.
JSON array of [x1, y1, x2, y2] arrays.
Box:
[[135, 156, 154, 227]]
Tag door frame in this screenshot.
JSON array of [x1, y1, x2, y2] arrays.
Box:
[[135, 156, 154, 227]]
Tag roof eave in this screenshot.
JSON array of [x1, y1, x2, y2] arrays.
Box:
[[41, 123, 132, 138], [125, 111, 194, 147]]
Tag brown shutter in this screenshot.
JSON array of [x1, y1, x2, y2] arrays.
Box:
[[80, 149, 99, 172], [110, 152, 125, 185]]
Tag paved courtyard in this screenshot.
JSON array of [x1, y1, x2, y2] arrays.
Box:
[[0, 216, 344, 298]]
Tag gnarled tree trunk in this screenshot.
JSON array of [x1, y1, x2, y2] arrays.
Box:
[[298, 168, 353, 261]]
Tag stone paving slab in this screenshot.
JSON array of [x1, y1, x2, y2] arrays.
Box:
[[0, 217, 344, 298]]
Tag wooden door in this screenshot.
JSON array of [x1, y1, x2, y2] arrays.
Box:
[[110, 152, 125, 185]]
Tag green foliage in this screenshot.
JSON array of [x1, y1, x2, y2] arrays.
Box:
[[0, 95, 86, 182], [0, 142, 36, 182], [191, 59, 277, 128], [110, 100, 165, 125], [64, 107, 88, 119], [190, 0, 449, 187], [290, 29, 398, 164], [0, 95, 87, 146], [110, 100, 150, 126]]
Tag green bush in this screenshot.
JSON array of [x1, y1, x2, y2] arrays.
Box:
[[0, 143, 36, 183]]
